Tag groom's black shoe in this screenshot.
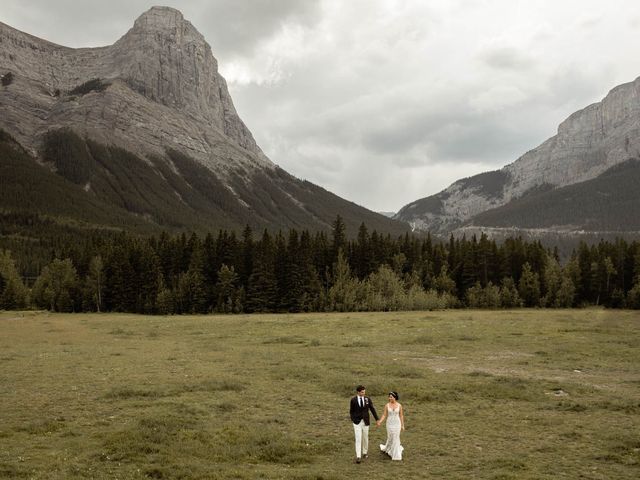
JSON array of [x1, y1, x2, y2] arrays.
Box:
[[363, 454, 368, 459], [355, 457, 361, 464]]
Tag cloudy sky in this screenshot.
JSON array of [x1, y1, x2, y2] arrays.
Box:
[[3, 1, 640, 212]]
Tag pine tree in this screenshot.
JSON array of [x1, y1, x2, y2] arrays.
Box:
[[239, 225, 254, 289], [176, 270, 203, 313], [202, 233, 218, 287], [185, 233, 200, 269], [177, 246, 208, 314], [214, 230, 239, 276], [576, 242, 592, 302], [564, 257, 582, 305], [633, 252, 640, 286], [589, 261, 602, 305], [391, 253, 407, 277], [156, 231, 175, 287], [461, 236, 478, 291], [155, 272, 174, 315], [518, 262, 541, 307], [0, 250, 28, 310], [86, 255, 104, 312], [215, 264, 239, 313], [541, 256, 562, 307], [354, 222, 373, 279], [298, 230, 323, 312], [430, 244, 447, 287], [501, 237, 526, 282], [399, 233, 421, 278], [328, 249, 360, 311], [246, 230, 277, 313], [273, 231, 290, 311], [603, 256, 616, 305], [626, 251, 640, 308], [526, 240, 548, 275], [331, 215, 347, 262], [246, 262, 277, 312], [176, 232, 190, 274], [313, 231, 331, 291], [280, 230, 306, 312], [104, 245, 136, 312]]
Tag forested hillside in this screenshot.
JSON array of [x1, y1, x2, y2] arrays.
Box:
[[469, 160, 640, 231], [0, 130, 150, 231], [0, 129, 409, 236]]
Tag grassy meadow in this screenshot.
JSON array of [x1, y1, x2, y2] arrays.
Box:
[[0, 309, 639, 479]]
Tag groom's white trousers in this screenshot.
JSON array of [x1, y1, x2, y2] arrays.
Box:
[[353, 420, 369, 457]]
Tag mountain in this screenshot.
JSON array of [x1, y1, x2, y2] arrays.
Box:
[[395, 77, 640, 237], [0, 7, 408, 235]]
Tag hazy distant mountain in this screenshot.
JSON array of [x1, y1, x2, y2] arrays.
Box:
[[378, 211, 396, 218], [395, 77, 640, 237], [0, 7, 408, 235]]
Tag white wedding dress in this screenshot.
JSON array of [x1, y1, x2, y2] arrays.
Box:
[[380, 405, 403, 460]]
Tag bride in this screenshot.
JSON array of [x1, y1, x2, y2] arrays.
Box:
[[376, 391, 405, 460]]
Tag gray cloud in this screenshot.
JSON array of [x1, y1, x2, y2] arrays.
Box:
[[198, 0, 321, 58], [480, 46, 533, 70]]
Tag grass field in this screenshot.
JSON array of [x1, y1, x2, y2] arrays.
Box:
[[0, 309, 639, 479]]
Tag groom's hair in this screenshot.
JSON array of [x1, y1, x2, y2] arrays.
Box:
[[356, 385, 365, 392]]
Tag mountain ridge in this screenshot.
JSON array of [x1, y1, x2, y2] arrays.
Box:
[[0, 7, 409, 236], [395, 76, 640, 236]]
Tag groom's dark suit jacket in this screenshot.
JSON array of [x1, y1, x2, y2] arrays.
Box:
[[350, 395, 379, 426]]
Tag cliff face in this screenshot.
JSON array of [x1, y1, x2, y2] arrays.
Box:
[[504, 78, 640, 200], [395, 77, 640, 234], [0, 7, 409, 235], [0, 6, 266, 169]]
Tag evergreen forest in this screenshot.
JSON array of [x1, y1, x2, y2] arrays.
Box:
[[2, 215, 640, 314]]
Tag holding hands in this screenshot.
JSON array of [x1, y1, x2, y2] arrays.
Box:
[[378, 391, 405, 461]]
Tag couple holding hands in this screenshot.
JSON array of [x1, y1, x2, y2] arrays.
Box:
[[349, 385, 405, 463]]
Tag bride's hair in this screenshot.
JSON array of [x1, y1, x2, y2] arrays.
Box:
[[389, 391, 399, 400]]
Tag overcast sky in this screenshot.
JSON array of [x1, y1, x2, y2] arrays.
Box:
[[3, 1, 640, 212]]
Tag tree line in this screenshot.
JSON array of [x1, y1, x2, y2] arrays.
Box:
[[1, 216, 640, 313]]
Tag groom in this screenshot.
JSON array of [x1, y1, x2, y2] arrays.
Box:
[[350, 385, 379, 463]]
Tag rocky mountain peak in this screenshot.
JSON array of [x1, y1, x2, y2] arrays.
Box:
[[125, 6, 206, 57], [112, 6, 262, 156], [0, 7, 266, 167], [134, 6, 186, 26]]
